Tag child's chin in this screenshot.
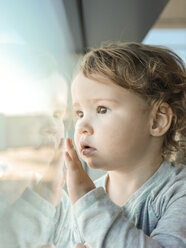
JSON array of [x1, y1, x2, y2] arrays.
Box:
[[87, 161, 106, 170], [86, 160, 100, 169], [85, 157, 107, 170], [88, 164, 99, 169]]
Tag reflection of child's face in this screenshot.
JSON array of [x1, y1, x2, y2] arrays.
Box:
[[72, 73, 152, 171]]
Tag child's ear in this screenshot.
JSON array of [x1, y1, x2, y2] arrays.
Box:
[[150, 103, 173, 137]]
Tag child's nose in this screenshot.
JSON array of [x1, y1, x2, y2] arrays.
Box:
[[77, 121, 93, 135]]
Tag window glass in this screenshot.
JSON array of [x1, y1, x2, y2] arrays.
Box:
[[143, 28, 186, 63]]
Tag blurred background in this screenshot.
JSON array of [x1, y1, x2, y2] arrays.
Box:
[[0, 0, 185, 202]]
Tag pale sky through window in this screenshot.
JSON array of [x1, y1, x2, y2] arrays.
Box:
[[0, 0, 76, 115], [143, 29, 186, 63]]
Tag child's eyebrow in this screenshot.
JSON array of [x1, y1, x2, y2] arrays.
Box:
[[73, 98, 118, 107]]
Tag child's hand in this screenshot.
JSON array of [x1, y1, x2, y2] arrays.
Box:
[[65, 138, 96, 205], [34, 139, 65, 207]]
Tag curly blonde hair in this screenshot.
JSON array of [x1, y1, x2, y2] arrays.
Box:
[[78, 42, 186, 163]]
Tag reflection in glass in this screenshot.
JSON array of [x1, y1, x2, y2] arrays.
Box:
[[0, 43, 68, 248]]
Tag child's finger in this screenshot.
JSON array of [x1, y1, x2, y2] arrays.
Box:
[[65, 138, 82, 167], [65, 151, 79, 172]]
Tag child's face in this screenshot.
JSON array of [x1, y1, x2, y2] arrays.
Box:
[[71, 73, 152, 171]]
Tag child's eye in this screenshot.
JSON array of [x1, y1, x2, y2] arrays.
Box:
[[97, 106, 110, 114], [75, 110, 84, 118]]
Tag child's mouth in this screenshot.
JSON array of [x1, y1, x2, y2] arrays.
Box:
[[80, 143, 97, 156], [82, 146, 97, 156]]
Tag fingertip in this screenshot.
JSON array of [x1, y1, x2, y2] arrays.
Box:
[[66, 138, 73, 148], [65, 151, 72, 161], [69, 138, 73, 146]]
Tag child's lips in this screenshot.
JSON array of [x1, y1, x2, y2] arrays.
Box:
[[80, 141, 97, 156], [82, 147, 97, 156]]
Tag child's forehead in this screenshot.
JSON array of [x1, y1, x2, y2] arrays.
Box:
[[71, 72, 111, 87], [71, 73, 120, 98], [71, 73, 149, 110]]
